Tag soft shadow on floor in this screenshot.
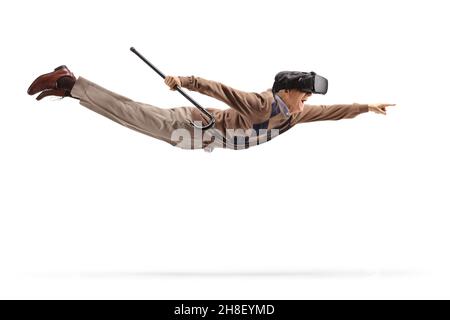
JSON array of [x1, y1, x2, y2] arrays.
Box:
[[50, 269, 419, 279]]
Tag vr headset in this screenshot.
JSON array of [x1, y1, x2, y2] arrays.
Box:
[[272, 71, 328, 94]]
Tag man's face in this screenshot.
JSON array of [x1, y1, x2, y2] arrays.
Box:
[[286, 90, 312, 114]]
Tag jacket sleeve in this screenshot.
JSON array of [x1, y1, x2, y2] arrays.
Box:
[[293, 103, 369, 124], [179, 76, 268, 119]]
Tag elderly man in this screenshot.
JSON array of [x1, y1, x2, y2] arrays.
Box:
[[27, 66, 394, 151]]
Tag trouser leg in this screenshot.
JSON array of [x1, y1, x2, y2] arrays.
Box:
[[70, 77, 197, 148]]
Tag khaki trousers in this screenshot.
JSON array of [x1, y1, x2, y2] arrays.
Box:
[[71, 77, 199, 149]]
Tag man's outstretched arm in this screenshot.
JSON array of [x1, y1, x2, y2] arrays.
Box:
[[165, 75, 269, 119], [293, 103, 395, 124]]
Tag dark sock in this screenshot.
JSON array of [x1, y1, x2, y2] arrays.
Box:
[[57, 76, 76, 92]]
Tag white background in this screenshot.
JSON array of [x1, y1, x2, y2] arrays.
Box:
[[0, 0, 449, 299]]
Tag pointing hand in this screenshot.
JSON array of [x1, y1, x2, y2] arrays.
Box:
[[368, 103, 396, 115]]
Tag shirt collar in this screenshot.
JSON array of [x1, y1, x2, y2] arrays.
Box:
[[274, 94, 291, 118]]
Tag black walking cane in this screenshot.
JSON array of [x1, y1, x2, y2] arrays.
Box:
[[130, 47, 216, 130]]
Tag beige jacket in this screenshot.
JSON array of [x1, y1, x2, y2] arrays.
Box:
[[179, 76, 368, 149]]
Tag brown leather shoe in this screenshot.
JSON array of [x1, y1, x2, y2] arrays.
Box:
[[27, 65, 76, 100]]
